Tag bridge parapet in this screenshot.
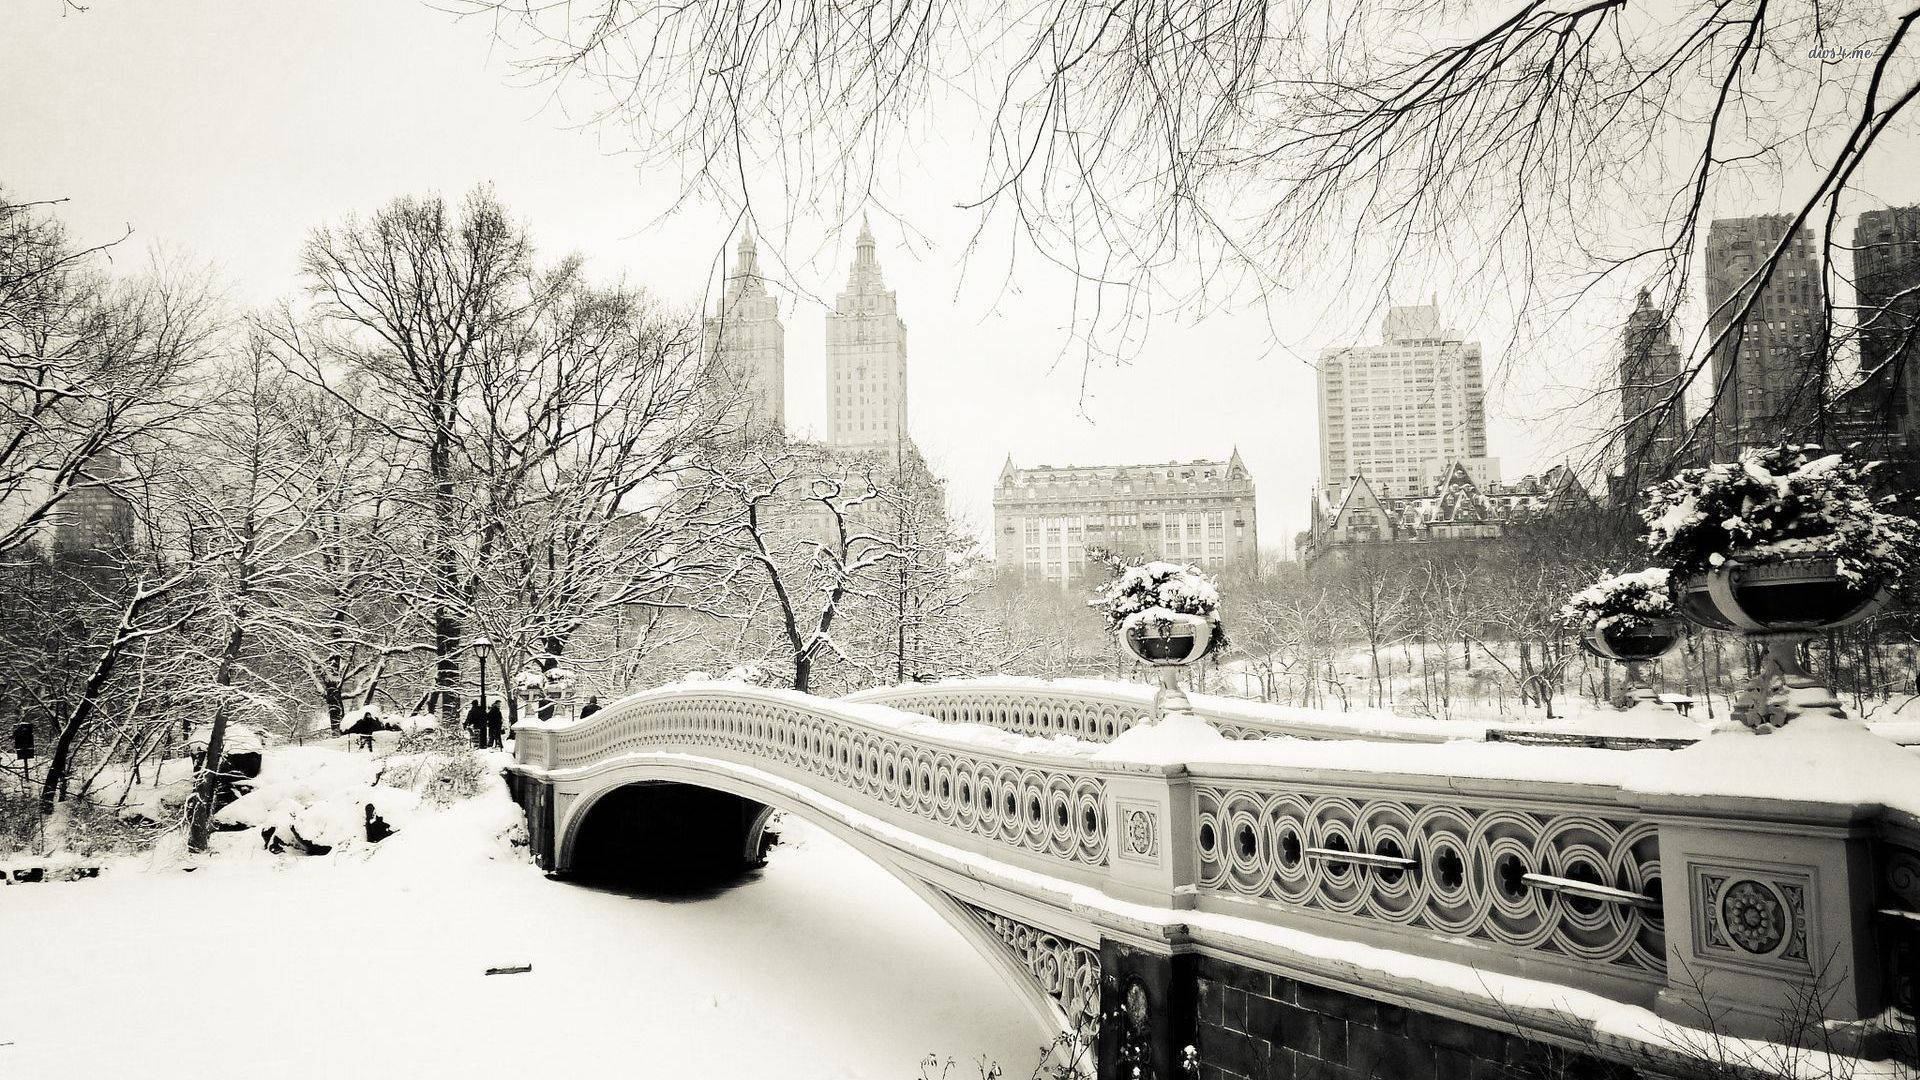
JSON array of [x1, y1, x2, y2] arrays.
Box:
[[515, 683, 1114, 881], [845, 677, 1481, 744], [510, 683, 1917, 1068]]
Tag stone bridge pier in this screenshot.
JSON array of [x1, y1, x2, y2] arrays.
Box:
[[505, 682, 1920, 1080]]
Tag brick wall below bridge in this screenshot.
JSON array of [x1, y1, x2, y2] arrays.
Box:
[[1193, 958, 1640, 1080]]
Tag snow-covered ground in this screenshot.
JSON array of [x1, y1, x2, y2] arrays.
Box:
[[0, 796, 1046, 1078]]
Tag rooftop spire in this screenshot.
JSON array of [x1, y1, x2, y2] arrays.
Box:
[[843, 215, 887, 295], [721, 230, 769, 306]]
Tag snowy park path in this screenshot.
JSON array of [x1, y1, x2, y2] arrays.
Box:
[[0, 820, 1044, 1079]]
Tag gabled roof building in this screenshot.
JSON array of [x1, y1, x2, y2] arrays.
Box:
[[1299, 460, 1588, 563]]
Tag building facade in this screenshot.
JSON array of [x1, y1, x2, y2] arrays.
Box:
[[1703, 215, 1826, 459], [991, 453, 1257, 588], [50, 450, 134, 565], [1299, 461, 1587, 564], [1617, 288, 1689, 493], [826, 219, 909, 454], [1316, 304, 1491, 501], [703, 233, 787, 431], [1841, 206, 1920, 475]]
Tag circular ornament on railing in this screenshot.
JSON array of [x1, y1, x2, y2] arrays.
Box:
[[1721, 879, 1787, 954]]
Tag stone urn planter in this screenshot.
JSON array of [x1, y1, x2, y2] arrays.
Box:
[[1120, 610, 1216, 714], [1564, 569, 1681, 710], [1676, 556, 1887, 732], [1121, 610, 1214, 666], [1580, 617, 1681, 710], [1675, 556, 1885, 634], [1640, 446, 1919, 733], [1579, 618, 1681, 663]]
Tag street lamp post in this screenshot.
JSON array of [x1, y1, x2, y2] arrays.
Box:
[[473, 636, 493, 748]]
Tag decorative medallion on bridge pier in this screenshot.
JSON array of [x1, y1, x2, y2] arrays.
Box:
[[1694, 866, 1810, 970], [1889, 847, 1920, 912], [1117, 800, 1161, 864], [1194, 786, 1667, 976], [955, 900, 1101, 1034]]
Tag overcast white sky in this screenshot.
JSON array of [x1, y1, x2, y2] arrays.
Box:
[[6, 1, 1916, 553]]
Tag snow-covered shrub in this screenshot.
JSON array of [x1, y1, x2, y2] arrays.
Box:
[[380, 749, 489, 808], [1091, 561, 1229, 652], [1560, 568, 1676, 634], [185, 721, 267, 757], [1641, 444, 1920, 588], [721, 665, 765, 685]]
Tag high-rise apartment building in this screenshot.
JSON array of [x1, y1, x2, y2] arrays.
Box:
[[703, 233, 786, 431], [1618, 288, 1689, 489], [1703, 215, 1826, 459], [51, 450, 133, 565], [826, 220, 909, 454], [1848, 206, 1920, 447], [992, 453, 1257, 588], [1316, 304, 1491, 500]]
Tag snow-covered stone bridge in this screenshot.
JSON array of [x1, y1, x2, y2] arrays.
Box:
[[505, 679, 1919, 1080]]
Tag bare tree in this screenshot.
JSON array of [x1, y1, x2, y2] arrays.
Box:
[[466, 290, 722, 716], [463, 0, 1920, 437], [1327, 549, 1415, 710], [0, 190, 214, 561], [158, 334, 333, 850], [267, 186, 678, 729], [678, 435, 913, 693]]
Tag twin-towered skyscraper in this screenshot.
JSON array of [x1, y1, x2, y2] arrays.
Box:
[[703, 220, 912, 455]]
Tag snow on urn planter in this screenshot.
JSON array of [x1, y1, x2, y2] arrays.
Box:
[[1641, 445, 1917, 732], [1095, 561, 1228, 718], [1563, 568, 1681, 708]]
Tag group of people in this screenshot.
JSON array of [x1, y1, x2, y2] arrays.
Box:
[[328, 692, 607, 754], [463, 699, 507, 749]]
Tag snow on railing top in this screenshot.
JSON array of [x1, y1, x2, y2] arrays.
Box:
[[517, 679, 1108, 767], [845, 676, 1486, 744], [517, 678, 1920, 818]]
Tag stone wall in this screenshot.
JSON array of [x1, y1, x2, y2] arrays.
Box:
[[1192, 958, 1635, 1080]]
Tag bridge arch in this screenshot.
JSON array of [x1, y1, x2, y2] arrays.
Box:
[[553, 753, 1098, 1046]]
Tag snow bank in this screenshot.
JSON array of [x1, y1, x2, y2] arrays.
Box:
[[185, 722, 267, 756], [211, 745, 524, 862]]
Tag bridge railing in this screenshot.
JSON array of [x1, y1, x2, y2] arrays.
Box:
[[512, 681, 1915, 1046], [844, 677, 1483, 743], [514, 683, 1116, 885]]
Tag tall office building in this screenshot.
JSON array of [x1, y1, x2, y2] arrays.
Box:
[[1703, 215, 1826, 459], [992, 453, 1257, 588], [825, 219, 909, 454], [1316, 304, 1491, 500], [703, 232, 786, 431], [1618, 288, 1689, 489]]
